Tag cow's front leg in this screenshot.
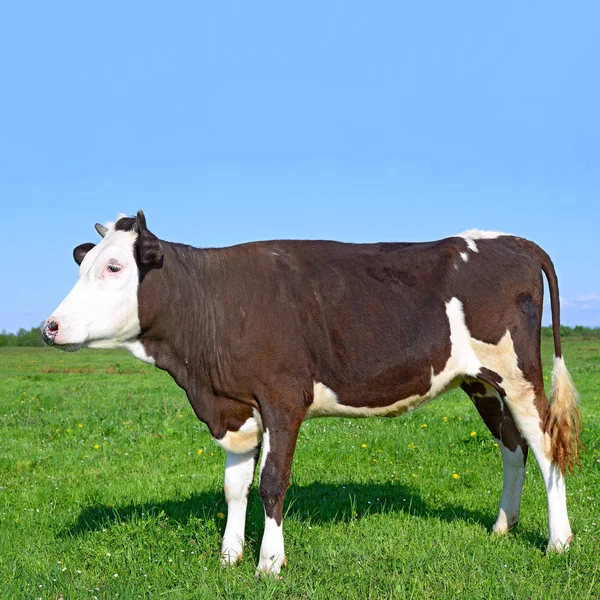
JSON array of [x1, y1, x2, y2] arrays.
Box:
[[256, 419, 301, 577], [221, 448, 260, 565]]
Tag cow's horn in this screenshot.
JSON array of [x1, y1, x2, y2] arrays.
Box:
[[95, 223, 108, 237], [134, 210, 147, 233]]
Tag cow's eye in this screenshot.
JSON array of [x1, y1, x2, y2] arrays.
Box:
[[107, 263, 122, 273]]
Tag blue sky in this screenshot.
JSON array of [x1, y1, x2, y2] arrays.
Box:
[[1, 1, 599, 332]]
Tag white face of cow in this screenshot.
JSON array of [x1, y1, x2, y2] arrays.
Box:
[[43, 226, 141, 350]]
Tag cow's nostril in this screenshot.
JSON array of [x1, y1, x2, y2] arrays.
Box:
[[42, 320, 60, 344]]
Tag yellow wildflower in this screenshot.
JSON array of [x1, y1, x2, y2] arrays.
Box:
[[93, 444, 99, 450], [420, 423, 427, 428], [452, 473, 460, 480], [470, 431, 477, 437], [361, 443, 367, 448], [197, 449, 203, 455], [216, 512, 225, 519]]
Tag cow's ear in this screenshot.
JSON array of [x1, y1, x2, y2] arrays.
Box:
[[73, 242, 96, 266], [134, 210, 164, 269]]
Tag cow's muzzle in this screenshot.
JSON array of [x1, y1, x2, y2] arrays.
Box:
[[42, 320, 60, 345]]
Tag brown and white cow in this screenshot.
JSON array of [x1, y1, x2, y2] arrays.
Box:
[[43, 211, 582, 575]]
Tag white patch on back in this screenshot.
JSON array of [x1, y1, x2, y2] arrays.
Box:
[[460, 252, 469, 262], [457, 229, 509, 241], [464, 237, 479, 252], [456, 229, 510, 254], [214, 410, 263, 454]]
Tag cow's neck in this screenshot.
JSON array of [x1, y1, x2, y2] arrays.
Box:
[[135, 241, 223, 407]]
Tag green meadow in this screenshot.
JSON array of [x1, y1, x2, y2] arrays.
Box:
[[0, 339, 598, 599]]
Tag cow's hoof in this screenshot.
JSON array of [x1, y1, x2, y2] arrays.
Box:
[[492, 519, 518, 535], [255, 555, 286, 578], [547, 535, 572, 553], [220, 545, 243, 566]]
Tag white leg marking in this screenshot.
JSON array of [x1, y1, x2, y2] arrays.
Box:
[[257, 515, 286, 576], [468, 321, 572, 550], [255, 429, 285, 576], [493, 443, 525, 534], [221, 450, 257, 565], [538, 453, 572, 551], [502, 398, 572, 550], [259, 429, 270, 477]]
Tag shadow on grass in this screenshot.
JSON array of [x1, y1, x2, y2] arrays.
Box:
[[63, 481, 548, 551]]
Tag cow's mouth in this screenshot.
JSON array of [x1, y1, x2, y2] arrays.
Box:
[[59, 343, 84, 352]]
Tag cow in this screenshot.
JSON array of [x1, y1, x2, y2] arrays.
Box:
[[42, 211, 582, 576]]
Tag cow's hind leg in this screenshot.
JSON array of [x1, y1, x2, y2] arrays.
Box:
[[221, 448, 260, 565], [472, 342, 573, 551], [462, 380, 528, 534], [500, 383, 573, 551]]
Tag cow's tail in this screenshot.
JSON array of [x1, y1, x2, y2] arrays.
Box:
[[535, 243, 583, 474]]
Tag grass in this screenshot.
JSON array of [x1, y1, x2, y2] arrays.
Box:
[[0, 339, 599, 599]]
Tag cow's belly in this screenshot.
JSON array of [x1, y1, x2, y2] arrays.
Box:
[[306, 299, 526, 420], [305, 382, 435, 419]]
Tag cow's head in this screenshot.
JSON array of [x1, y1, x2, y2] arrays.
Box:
[[42, 210, 163, 350]]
